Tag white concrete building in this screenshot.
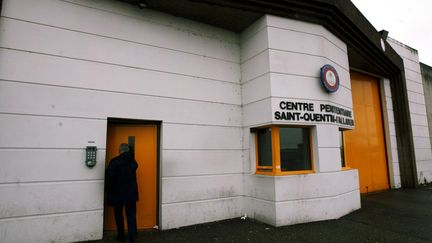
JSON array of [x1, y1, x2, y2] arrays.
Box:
[[0, 0, 430, 242]]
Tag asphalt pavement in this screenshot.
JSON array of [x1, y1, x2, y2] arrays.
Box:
[[85, 184, 432, 243]]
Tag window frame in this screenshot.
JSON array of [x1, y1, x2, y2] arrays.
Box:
[[255, 125, 314, 176], [340, 129, 351, 170]]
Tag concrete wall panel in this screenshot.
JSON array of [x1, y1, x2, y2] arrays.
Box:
[[162, 124, 242, 150], [162, 174, 243, 204], [2, 0, 239, 62], [274, 169, 358, 202], [0, 149, 105, 183], [0, 114, 106, 149], [0, 81, 242, 127], [0, 18, 240, 83], [162, 150, 243, 177], [0, 49, 241, 105], [242, 74, 271, 105], [0, 181, 103, 218], [161, 197, 243, 229], [275, 189, 360, 226], [267, 27, 348, 69], [0, 211, 103, 243], [265, 15, 347, 52]]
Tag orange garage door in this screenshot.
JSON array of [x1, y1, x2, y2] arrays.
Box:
[[104, 124, 158, 230], [344, 72, 389, 193]]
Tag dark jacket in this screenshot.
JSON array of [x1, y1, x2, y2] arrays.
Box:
[[105, 152, 139, 205]]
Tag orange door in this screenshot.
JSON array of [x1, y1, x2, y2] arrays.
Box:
[[344, 72, 389, 193], [104, 124, 158, 230]]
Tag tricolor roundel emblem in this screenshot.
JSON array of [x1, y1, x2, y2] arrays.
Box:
[[320, 64, 340, 93]]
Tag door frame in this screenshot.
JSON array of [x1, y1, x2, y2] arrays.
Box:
[[105, 117, 162, 229]]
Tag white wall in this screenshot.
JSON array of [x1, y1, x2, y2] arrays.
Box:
[[381, 78, 402, 188], [388, 37, 432, 184], [240, 15, 360, 226], [0, 0, 243, 241]]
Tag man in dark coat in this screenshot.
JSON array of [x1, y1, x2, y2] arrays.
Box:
[[106, 143, 139, 243]]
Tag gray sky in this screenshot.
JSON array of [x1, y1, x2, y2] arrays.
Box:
[[350, 0, 432, 66]]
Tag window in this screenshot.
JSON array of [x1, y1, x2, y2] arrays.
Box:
[[340, 130, 347, 168], [255, 126, 313, 175], [256, 128, 273, 172], [280, 127, 312, 171]]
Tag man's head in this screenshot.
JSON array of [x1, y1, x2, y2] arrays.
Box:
[[119, 143, 130, 154]]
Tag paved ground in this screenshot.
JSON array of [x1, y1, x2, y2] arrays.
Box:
[[85, 184, 432, 243]]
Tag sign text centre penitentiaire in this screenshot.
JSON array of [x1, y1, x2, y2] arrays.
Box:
[[274, 100, 354, 127]]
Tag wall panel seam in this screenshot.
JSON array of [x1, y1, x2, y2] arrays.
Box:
[[0, 47, 240, 85], [406, 78, 425, 84], [404, 67, 421, 75], [0, 179, 104, 186], [240, 48, 268, 65], [162, 195, 243, 206], [0, 147, 106, 150], [269, 48, 349, 72], [162, 172, 243, 179], [406, 89, 425, 96], [162, 148, 244, 151], [267, 25, 347, 53], [1, 16, 240, 64], [0, 78, 242, 106], [58, 0, 239, 45], [0, 112, 243, 128], [0, 208, 103, 222], [242, 95, 353, 110], [274, 188, 359, 204]]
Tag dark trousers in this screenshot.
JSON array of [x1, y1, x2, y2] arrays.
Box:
[[113, 203, 137, 242]]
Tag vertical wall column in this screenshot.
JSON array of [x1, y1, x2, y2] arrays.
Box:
[[388, 38, 431, 185]]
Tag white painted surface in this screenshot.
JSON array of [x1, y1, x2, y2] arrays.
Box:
[[3, 0, 239, 61], [243, 197, 277, 226], [242, 98, 274, 127], [0, 211, 103, 243], [0, 0, 367, 240], [244, 170, 360, 226], [0, 181, 103, 218], [382, 78, 401, 188], [0, 149, 105, 183], [0, 80, 242, 127], [162, 150, 243, 177], [240, 15, 358, 229], [0, 18, 240, 83], [0, 49, 241, 105], [266, 15, 347, 52], [388, 37, 432, 184], [162, 174, 243, 204], [241, 50, 270, 83], [273, 169, 359, 201], [162, 124, 242, 150], [0, 114, 106, 149], [242, 74, 271, 105], [315, 147, 342, 172], [275, 189, 360, 226], [161, 197, 243, 229], [0, 0, 243, 241], [244, 175, 276, 201]]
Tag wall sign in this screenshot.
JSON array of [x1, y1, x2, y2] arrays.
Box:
[[320, 64, 340, 93], [273, 99, 354, 128]]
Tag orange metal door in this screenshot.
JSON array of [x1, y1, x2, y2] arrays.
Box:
[[104, 124, 158, 230], [344, 72, 389, 193]]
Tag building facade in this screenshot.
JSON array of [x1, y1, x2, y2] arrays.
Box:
[[0, 0, 431, 242]]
